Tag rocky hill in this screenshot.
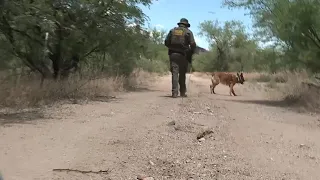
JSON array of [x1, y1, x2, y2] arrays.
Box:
[[195, 46, 208, 54]]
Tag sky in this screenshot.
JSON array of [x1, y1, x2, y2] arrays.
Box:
[[138, 0, 253, 50]]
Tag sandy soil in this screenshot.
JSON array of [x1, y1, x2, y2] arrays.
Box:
[[1, 74, 320, 180]]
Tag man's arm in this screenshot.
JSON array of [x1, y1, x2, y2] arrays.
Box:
[[185, 30, 197, 64], [187, 30, 197, 53], [164, 29, 172, 48]]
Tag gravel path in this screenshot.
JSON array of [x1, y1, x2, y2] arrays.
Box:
[[1, 74, 319, 180]]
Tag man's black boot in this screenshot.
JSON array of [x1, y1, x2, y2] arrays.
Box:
[[180, 92, 187, 97], [172, 92, 178, 98]]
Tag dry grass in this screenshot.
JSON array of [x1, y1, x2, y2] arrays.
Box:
[[192, 71, 269, 82], [191, 72, 211, 78], [246, 71, 288, 83], [195, 70, 320, 112], [125, 68, 157, 90], [0, 69, 154, 109], [259, 70, 320, 112], [192, 71, 258, 79]]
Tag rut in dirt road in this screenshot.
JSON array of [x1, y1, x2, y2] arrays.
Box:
[[0, 74, 319, 180]]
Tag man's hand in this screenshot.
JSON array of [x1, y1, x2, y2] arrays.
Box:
[[186, 49, 193, 64]]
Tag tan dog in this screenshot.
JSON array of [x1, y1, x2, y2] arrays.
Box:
[[208, 72, 245, 96]]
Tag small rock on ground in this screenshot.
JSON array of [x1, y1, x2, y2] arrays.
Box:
[[137, 175, 154, 180]]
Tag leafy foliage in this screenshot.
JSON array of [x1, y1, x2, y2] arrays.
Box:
[[194, 20, 264, 72], [1, 0, 320, 83], [0, 0, 155, 80], [219, 0, 320, 73]]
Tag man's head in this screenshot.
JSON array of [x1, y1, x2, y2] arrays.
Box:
[[177, 18, 190, 28]]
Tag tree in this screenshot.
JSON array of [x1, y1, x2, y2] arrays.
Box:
[[0, 0, 152, 82], [196, 20, 259, 72], [223, 0, 320, 72]]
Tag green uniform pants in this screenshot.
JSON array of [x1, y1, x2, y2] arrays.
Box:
[[169, 53, 188, 95]]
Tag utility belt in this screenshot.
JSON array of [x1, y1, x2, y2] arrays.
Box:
[[168, 48, 193, 64], [168, 48, 186, 56]]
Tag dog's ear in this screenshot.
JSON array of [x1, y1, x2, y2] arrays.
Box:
[[241, 72, 245, 82]]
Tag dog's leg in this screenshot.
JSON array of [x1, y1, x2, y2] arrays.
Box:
[[228, 83, 232, 96], [230, 84, 237, 96], [212, 84, 217, 94], [210, 78, 218, 94], [211, 81, 219, 94]]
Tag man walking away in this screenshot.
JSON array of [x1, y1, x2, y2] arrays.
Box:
[[164, 18, 197, 98]]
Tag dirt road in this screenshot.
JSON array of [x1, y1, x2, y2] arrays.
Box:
[[1, 74, 320, 180]]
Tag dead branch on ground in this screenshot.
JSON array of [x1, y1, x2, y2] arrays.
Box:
[[52, 168, 111, 174]]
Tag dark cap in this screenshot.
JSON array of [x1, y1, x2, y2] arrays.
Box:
[[177, 18, 190, 27]]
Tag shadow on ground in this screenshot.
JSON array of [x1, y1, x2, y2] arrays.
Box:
[[91, 95, 124, 103], [210, 93, 231, 97], [126, 87, 163, 92], [222, 98, 320, 112], [222, 99, 295, 108], [158, 95, 173, 98], [0, 110, 45, 126]]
